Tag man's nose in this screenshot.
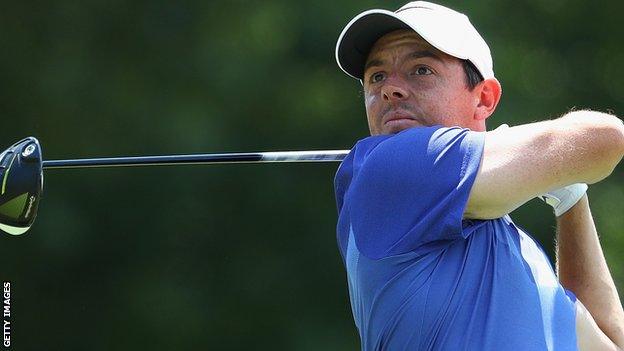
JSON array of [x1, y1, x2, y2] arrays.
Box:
[[381, 82, 409, 102]]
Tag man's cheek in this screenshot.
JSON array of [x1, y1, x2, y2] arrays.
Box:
[[364, 92, 377, 107]]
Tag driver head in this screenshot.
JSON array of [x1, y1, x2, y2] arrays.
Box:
[[0, 137, 43, 235]]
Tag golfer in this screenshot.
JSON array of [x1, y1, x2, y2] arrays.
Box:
[[334, 2, 624, 350]]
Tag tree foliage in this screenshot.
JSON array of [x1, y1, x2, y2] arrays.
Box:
[[1, 0, 622, 349]]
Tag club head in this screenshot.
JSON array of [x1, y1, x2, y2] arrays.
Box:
[[0, 137, 43, 235]]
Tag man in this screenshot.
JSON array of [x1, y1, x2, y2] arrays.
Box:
[[333, 2, 624, 350]]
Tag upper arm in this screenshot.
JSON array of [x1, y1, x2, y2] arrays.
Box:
[[465, 111, 624, 219], [346, 126, 483, 258], [576, 299, 622, 351]]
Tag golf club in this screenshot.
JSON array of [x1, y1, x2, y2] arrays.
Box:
[[0, 136, 349, 235], [43, 150, 349, 169]]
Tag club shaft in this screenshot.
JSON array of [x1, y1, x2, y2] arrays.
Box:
[[42, 150, 350, 170]]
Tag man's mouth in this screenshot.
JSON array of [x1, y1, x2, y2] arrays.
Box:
[[383, 111, 417, 126]]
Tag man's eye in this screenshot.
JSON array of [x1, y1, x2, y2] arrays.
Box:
[[412, 66, 433, 76], [370, 72, 386, 83]]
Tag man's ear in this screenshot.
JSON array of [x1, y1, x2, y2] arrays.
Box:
[[474, 78, 502, 121]]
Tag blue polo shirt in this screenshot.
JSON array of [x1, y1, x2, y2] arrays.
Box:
[[334, 126, 577, 350]]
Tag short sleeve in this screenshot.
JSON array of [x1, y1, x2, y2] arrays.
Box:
[[334, 134, 391, 262], [345, 126, 484, 259]]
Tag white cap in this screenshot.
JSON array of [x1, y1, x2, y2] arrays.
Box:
[[335, 1, 494, 80]]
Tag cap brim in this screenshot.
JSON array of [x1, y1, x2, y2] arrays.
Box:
[[336, 10, 411, 80]]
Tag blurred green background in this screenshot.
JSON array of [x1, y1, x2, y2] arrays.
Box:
[[1, 0, 623, 349]]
